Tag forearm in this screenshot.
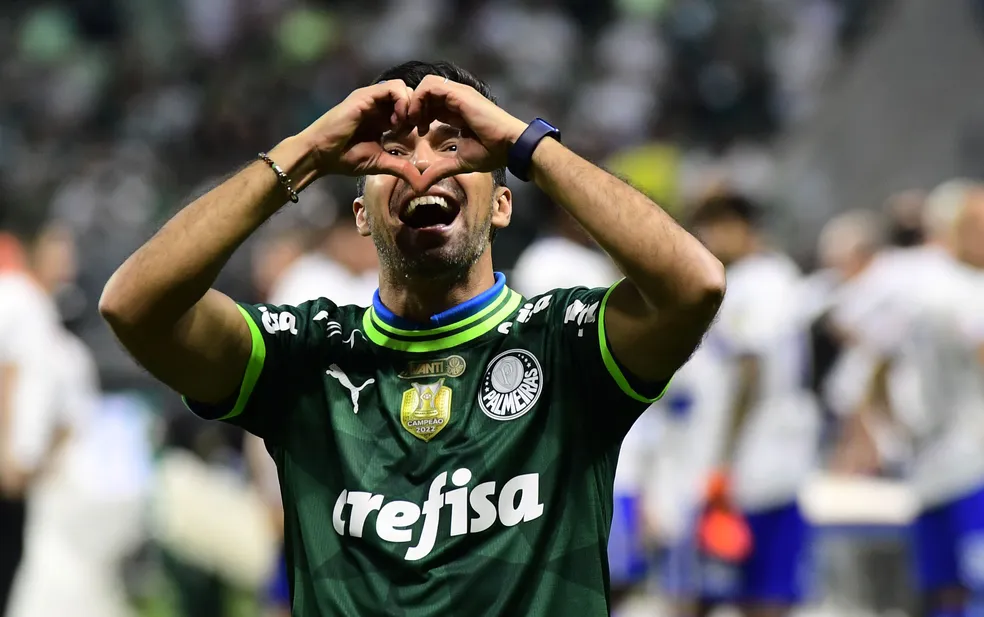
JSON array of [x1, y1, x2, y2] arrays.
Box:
[[0, 363, 17, 495], [529, 139, 723, 308], [723, 359, 759, 463], [101, 136, 319, 329]]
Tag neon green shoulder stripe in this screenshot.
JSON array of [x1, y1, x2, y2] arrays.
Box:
[[598, 280, 670, 404], [368, 286, 510, 337], [363, 290, 523, 352], [180, 304, 267, 419], [219, 305, 268, 419]]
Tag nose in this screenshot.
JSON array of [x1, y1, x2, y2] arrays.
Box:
[[410, 139, 438, 175]]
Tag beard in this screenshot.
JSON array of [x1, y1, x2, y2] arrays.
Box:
[[367, 202, 493, 282]]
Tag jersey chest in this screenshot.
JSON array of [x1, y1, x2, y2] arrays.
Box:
[[283, 330, 567, 480]]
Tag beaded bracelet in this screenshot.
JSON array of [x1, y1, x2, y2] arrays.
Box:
[[258, 152, 299, 203]]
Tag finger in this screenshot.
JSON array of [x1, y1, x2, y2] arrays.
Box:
[[412, 91, 468, 135], [417, 158, 466, 193], [364, 80, 411, 126], [409, 76, 456, 134], [373, 154, 424, 192]]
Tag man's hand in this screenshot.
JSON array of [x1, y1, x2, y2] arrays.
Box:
[[297, 79, 422, 189], [408, 75, 529, 189]]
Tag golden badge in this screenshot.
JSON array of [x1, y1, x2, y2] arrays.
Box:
[[401, 379, 453, 442]]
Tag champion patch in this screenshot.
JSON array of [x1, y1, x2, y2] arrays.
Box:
[[478, 349, 542, 421]]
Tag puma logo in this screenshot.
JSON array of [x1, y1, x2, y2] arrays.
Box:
[[326, 364, 375, 414]]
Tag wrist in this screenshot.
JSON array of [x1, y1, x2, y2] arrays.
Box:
[[505, 118, 530, 147], [508, 118, 562, 183], [268, 134, 322, 193], [527, 136, 565, 185]]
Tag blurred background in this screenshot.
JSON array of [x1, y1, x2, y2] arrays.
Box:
[[2, 0, 984, 615]]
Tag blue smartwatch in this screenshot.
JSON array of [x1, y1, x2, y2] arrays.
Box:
[[507, 118, 561, 182]]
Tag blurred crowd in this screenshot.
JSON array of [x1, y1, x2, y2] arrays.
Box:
[[4, 1, 981, 617], [0, 0, 886, 388]]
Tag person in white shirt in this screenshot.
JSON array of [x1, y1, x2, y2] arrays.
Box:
[[842, 180, 984, 617], [650, 343, 731, 616], [268, 212, 379, 307], [511, 206, 620, 297], [801, 209, 906, 473], [0, 223, 65, 613], [688, 193, 820, 617], [5, 328, 142, 617]]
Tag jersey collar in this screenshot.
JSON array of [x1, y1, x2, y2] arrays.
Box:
[[364, 272, 522, 353]]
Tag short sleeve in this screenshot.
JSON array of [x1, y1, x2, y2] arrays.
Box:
[[553, 282, 672, 411], [183, 300, 327, 440]]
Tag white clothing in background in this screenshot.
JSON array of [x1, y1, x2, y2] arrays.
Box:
[[511, 236, 620, 297], [705, 252, 821, 511], [0, 273, 61, 473], [269, 254, 378, 308]]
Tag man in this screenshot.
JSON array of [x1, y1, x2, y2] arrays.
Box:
[[687, 193, 820, 617], [840, 180, 984, 617], [101, 60, 725, 615], [0, 222, 68, 613]]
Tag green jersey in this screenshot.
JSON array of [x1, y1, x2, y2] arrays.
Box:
[[187, 275, 667, 616]]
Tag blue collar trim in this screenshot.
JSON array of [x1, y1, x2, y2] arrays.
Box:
[[371, 272, 507, 331]]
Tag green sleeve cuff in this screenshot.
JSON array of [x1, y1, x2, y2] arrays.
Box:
[[597, 280, 672, 404], [182, 304, 267, 420]]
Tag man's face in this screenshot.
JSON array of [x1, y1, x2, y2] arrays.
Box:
[[693, 217, 751, 267], [354, 121, 511, 279]]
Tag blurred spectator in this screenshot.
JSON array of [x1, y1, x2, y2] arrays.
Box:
[[688, 193, 820, 617], [0, 222, 74, 613], [268, 210, 379, 307], [511, 206, 619, 297]]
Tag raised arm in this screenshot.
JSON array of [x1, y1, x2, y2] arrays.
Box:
[[528, 141, 726, 380], [101, 80, 418, 403], [409, 75, 725, 383]]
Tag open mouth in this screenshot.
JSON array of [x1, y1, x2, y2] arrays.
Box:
[[399, 195, 461, 230]]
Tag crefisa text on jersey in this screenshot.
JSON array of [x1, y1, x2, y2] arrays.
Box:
[[332, 469, 544, 561]]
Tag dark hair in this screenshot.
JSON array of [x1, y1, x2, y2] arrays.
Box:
[[356, 60, 508, 194], [689, 193, 762, 227]]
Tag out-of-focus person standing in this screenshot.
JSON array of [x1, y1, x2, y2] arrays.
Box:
[[805, 209, 901, 473], [4, 222, 143, 617], [5, 329, 138, 617], [837, 180, 984, 617], [0, 221, 65, 614], [511, 204, 620, 297], [687, 193, 821, 617], [267, 210, 379, 308], [650, 343, 731, 617]]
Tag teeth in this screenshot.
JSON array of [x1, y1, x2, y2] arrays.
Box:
[[406, 195, 450, 216]]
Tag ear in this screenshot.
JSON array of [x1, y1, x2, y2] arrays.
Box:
[[491, 186, 513, 231], [353, 197, 372, 237]]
